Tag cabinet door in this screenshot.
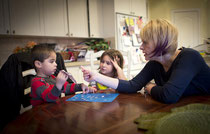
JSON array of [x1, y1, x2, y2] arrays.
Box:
[[88, 0, 103, 38], [0, 0, 10, 35], [43, 0, 68, 37], [131, 0, 146, 16], [68, 0, 88, 38], [114, 0, 130, 14], [9, 0, 44, 36]]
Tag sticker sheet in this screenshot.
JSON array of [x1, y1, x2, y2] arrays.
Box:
[[66, 93, 119, 102]]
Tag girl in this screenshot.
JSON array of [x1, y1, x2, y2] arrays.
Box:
[[89, 49, 126, 91]]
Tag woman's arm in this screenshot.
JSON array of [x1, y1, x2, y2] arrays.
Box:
[[81, 61, 154, 93], [150, 50, 206, 103], [81, 66, 119, 89]]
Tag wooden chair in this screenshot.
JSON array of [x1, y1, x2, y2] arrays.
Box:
[[20, 68, 36, 114]]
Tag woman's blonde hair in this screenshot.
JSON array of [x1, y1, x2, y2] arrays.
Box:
[[140, 19, 178, 57]]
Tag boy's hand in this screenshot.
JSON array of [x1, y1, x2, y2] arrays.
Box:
[[81, 83, 97, 93], [56, 70, 68, 90]]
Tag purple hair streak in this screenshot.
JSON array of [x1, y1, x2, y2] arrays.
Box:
[[150, 36, 170, 58]]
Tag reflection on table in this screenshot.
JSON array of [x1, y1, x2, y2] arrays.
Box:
[[2, 93, 210, 134]]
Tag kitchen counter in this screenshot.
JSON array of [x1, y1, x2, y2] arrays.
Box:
[[64, 58, 100, 67]]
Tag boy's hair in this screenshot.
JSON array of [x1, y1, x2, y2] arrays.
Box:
[[31, 44, 56, 68], [140, 19, 178, 57], [100, 49, 124, 78]]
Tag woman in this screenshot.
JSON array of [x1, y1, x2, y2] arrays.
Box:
[[82, 19, 210, 104]]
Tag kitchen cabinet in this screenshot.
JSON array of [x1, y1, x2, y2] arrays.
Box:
[[115, 0, 147, 16], [0, 0, 10, 35], [67, 0, 88, 38], [88, 0, 104, 38], [8, 0, 44, 36], [1, 0, 68, 37], [42, 0, 68, 37]]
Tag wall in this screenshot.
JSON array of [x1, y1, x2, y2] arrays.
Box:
[[0, 36, 88, 67], [208, 0, 210, 37], [147, 0, 209, 44]]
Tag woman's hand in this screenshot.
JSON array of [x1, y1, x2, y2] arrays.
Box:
[[81, 83, 97, 93], [81, 66, 96, 82], [144, 82, 156, 94], [56, 70, 68, 90]]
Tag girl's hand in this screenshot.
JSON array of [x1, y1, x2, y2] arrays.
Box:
[[144, 82, 156, 94], [56, 70, 68, 90], [111, 56, 121, 71], [81, 66, 96, 82], [111, 57, 127, 80], [81, 83, 97, 93]]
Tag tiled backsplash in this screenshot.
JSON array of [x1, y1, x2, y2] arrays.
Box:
[[0, 36, 87, 68]]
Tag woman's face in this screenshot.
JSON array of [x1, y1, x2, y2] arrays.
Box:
[[140, 40, 156, 61]]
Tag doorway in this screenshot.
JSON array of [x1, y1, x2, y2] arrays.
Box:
[[171, 9, 200, 49]]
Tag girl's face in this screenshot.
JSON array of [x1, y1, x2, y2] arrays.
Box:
[[100, 55, 114, 77], [39, 52, 57, 77], [140, 40, 156, 61]]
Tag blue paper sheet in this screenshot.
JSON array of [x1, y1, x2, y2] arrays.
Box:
[[66, 93, 119, 102]]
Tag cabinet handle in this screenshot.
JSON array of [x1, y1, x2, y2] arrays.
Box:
[[70, 33, 73, 36], [91, 34, 94, 37], [6, 30, 9, 34], [66, 33, 69, 36], [13, 30, 15, 34]]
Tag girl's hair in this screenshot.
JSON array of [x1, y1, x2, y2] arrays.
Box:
[[140, 19, 178, 57], [31, 44, 56, 66], [100, 49, 124, 78]]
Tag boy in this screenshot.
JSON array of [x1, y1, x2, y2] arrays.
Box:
[[30, 44, 96, 106]]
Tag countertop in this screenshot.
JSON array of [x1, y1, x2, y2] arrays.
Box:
[[64, 58, 100, 67]]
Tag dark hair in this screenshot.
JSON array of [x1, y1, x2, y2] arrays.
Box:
[[31, 44, 56, 67], [100, 49, 124, 78]]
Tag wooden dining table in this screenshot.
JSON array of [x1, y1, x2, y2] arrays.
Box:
[[2, 93, 210, 134]]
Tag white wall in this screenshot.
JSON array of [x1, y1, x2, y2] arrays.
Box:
[[147, 0, 209, 44]]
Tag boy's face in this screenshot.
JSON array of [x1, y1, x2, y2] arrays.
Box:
[[100, 55, 114, 77], [37, 52, 57, 77]]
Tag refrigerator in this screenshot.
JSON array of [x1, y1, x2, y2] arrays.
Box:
[[116, 13, 147, 77]]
